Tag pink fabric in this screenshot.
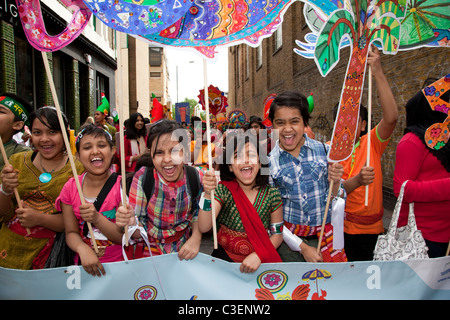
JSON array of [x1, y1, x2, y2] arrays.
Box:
[[393, 133, 450, 243], [56, 172, 124, 262]]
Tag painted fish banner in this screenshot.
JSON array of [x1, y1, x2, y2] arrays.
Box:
[[1, 253, 449, 300]]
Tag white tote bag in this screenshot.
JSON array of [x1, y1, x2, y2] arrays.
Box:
[[373, 181, 429, 261]]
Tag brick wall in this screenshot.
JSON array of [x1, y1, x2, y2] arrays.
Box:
[[228, 2, 450, 208]]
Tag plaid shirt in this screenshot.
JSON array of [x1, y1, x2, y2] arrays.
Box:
[[269, 135, 337, 227], [129, 167, 200, 241]]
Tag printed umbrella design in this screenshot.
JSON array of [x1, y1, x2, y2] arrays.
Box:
[[15, 0, 92, 52], [302, 269, 332, 296], [311, 0, 406, 162], [136, 0, 295, 58], [83, 0, 193, 35]]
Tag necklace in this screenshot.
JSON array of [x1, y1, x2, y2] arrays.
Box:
[[39, 154, 65, 183]]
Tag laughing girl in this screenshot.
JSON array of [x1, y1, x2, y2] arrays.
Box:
[[57, 124, 130, 276], [121, 120, 203, 261], [198, 134, 283, 273]]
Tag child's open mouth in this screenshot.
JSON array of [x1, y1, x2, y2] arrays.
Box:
[[91, 157, 104, 167], [163, 166, 177, 176], [282, 134, 296, 146], [240, 166, 253, 178]]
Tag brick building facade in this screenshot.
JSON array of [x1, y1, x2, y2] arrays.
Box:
[[0, 0, 117, 130], [228, 1, 450, 207]]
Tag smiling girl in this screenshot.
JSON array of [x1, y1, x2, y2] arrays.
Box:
[[0, 107, 84, 270], [199, 134, 283, 273], [56, 124, 131, 276], [121, 112, 148, 173], [121, 120, 202, 261]]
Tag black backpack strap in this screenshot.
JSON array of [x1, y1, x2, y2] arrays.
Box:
[[185, 165, 201, 199], [143, 167, 155, 201], [83, 172, 118, 237]]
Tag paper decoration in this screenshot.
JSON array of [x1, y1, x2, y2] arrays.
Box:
[[151, 97, 164, 122], [399, 0, 450, 49], [228, 109, 248, 129], [198, 85, 228, 116], [295, 0, 449, 162], [15, 0, 91, 52], [96, 92, 110, 115], [262, 93, 276, 128], [423, 74, 450, 150], [83, 0, 192, 35], [137, 0, 294, 58], [308, 0, 406, 162], [175, 102, 190, 124]]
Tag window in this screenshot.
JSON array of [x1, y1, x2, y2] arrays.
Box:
[[256, 45, 262, 69], [150, 72, 161, 77], [52, 54, 67, 112], [236, 46, 240, 87], [15, 36, 35, 109], [274, 24, 283, 51], [96, 72, 109, 107], [245, 45, 250, 79], [149, 47, 162, 66]]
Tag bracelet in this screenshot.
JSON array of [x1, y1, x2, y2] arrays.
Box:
[[269, 222, 284, 235], [0, 184, 13, 196], [199, 192, 212, 211], [331, 181, 344, 200]]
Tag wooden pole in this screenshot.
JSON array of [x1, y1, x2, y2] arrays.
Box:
[[41, 51, 98, 254], [203, 59, 218, 249], [0, 136, 30, 235], [365, 61, 372, 207], [116, 45, 129, 244], [317, 180, 333, 254]]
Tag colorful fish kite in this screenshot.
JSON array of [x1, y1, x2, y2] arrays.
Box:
[[136, 0, 294, 58], [15, 0, 92, 52]]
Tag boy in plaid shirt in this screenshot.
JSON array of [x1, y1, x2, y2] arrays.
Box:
[[269, 91, 346, 262]]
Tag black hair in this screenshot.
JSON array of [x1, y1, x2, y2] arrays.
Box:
[[247, 116, 266, 131], [191, 115, 202, 124], [75, 124, 114, 152], [29, 106, 70, 141], [146, 119, 188, 167], [125, 112, 146, 140], [268, 91, 310, 126], [220, 134, 268, 189]]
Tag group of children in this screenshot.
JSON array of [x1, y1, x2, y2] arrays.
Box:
[[0, 88, 347, 277], [1, 49, 447, 278]]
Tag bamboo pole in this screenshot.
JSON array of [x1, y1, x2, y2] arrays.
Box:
[[203, 59, 218, 249], [0, 136, 30, 236], [365, 64, 372, 207], [41, 51, 98, 254], [116, 45, 129, 244], [317, 181, 333, 254]]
